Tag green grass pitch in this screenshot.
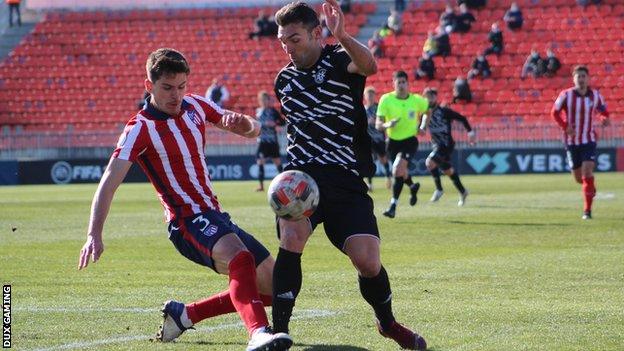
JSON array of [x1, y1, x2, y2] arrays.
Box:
[[1, 173, 623, 350]]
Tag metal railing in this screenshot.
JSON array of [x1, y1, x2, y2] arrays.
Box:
[[0, 121, 622, 160]]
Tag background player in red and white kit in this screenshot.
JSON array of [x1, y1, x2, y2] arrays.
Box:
[[77, 48, 292, 351], [551, 65, 611, 219]]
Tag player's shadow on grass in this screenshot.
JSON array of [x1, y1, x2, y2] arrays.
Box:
[[474, 204, 570, 210], [447, 220, 571, 227]]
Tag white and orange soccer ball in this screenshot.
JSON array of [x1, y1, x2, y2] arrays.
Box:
[[267, 170, 320, 221]]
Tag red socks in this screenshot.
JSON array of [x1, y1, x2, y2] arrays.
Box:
[[186, 291, 272, 325], [226, 251, 269, 335], [582, 176, 596, 212]]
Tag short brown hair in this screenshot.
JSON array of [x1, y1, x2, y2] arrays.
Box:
[[393, 70, 408, 81], [423, 87, 438, 96], [364, 86, 376, 94], [258, 90, 270, 99], [146, 48, 190, 82], [573, 65, 589, 76], [275, 2, 320, 30]]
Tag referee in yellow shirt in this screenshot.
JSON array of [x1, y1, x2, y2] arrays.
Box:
[[376, 71, 429, 218]]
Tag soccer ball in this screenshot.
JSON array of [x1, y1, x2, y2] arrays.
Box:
[[267, 170, 320, 221]]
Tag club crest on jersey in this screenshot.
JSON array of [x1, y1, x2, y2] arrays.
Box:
[[187, 110, 201, 125], [409, 111, 416, 119], [314, 68, 327, 84]]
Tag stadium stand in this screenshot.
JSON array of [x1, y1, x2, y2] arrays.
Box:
[[0, 0, 621, 147]]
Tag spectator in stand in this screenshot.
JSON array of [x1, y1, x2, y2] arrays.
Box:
[[423, 30, 437, 56], [339, 0, 351, 13], [248, 11, 273, 40], [395, 0, 406, 12], [368, 30, 385, 58], [7, 0, 21, 27], [454, 4, 476, 33], [387, 9, 402, 34], [484, 22, 503, 56], [453, 76, 472, 103], [440, 5, 457, 33], [504, 2, 523, 30], [206, 78, 230, 108], [379, 23, 393, 38], [544, 49, 562, 76], [458, 0, 487, 9], [577, 0, 602, 7], [415, 52, 435, 80], [434, 26, 451, 57], [521, 49, 544, 79], [468, 53, 491, 79]]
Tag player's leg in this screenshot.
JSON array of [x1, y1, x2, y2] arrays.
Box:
[[272, 157, 283, 173], [185, 230, 275, 326], [256, 145, 266, 191], [379, 154, 392, 189], [272, 217, 313, 334], [161, 213, 291, 349], [212, 233, 292, 350], [581, 160, 596, 219], [566, 146, 583, 184], [580, 143, 597, 219], [401, 139, 420, 207], [343, 236, 426, 350], [384, 154, 406, 218], [426, 156, 444, 202]]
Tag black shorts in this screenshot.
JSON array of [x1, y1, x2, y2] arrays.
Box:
[[566, 142, 597, 170], [387, 137, 418, 163], [256, 141, 280, 159], [168, 211, 270, 272], [280, 164, 380, 251], [371, 139, 387, 157], [428, 143, 454, 171]]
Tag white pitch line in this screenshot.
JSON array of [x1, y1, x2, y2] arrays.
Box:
[[28, 309, 336, 351]]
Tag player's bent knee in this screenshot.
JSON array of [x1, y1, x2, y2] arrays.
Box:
[[425, 158, 435, 170], [278, 219, 311, 252]]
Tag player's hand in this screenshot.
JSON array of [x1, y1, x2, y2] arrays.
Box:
[[222, 111, 247, 129], [565, 124, 575, 136], [78, 234, 104, 270], [322, 0, 347, 40]]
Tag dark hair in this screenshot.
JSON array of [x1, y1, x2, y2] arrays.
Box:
[[393, 70, 408, 81], [146, 48, 190, 82], [423, 87, 438, 96], [275, 2, 320, 30], [573, 65, 589, 76]]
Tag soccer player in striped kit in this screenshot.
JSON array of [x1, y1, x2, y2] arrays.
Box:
[[270, 1, 427, 350], [77, 48, 292, 351], [551, 65, 611, 219]]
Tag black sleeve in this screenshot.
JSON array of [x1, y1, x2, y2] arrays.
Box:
[[446, 107, 472, 131]]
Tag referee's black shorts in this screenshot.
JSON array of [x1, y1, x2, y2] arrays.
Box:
[[387, 136, 418, 163], [428, 143, 454, 171], [280, 164, 380, 252]]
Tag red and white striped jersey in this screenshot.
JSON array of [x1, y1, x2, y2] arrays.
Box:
[[112, 94, 224, 222], [551, 87, 610, 146]]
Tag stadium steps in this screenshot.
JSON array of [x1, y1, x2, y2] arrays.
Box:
[[0, 7, 42, 61]]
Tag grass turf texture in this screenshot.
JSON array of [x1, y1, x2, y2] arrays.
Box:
[[1, 173, 623, 350]]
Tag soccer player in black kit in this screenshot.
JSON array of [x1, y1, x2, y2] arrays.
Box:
[[364, 86, 392, 191], [255, 90, 285, 191], [421, 88, 475, 206], [270, 1, 427, 350]]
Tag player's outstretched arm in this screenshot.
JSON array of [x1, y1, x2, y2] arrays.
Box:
[[78, 158, 132, 270], [216, 110, 260, 138], [323, 0, 377, 76]]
